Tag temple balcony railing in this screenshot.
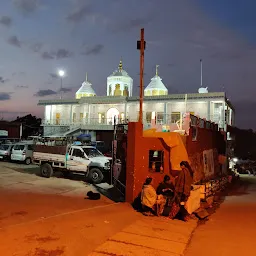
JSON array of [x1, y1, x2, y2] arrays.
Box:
[[41, 118, 175, 127], [42, 118, 128, 126], [41, 118, 182, 132]]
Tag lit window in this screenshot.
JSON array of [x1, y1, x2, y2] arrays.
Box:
[[98, 113, 105, 124], [72, 113, 76, 122], [146, 112, 152, 123], [157, 112, 164, 123], [148, 150, 164, 173], [171, 112, 180, 123]]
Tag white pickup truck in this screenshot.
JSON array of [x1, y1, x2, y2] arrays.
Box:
[[33, 144, 111, 184]]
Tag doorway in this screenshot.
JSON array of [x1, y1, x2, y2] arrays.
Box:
[[107, 108, 119, 125]]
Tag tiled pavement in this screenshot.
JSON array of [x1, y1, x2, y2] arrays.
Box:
[[89, 216, 198, 256]]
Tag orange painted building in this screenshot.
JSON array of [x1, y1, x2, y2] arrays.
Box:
[[125, 117, 226, 202]]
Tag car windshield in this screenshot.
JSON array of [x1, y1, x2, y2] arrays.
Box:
[[0, 145, 10, 150], [83, 147, 103, 158], [13, 144, 25, 150]]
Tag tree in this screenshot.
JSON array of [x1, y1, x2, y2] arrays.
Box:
[[12, 114, 42, 139]]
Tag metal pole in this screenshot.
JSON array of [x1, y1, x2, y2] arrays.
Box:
[[60, 77, 63, 99], [139, 28, 145, 123], [200, 59, 203, 87]]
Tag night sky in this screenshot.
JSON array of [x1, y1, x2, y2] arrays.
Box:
[[0, 0, 255, 130]]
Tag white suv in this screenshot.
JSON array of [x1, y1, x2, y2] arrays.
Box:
[[11, 143, 35, 165]]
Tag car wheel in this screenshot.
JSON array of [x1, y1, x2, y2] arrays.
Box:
[[25, 157, 31, 165], [88, 168, 104, 184], [40, 163, 53, 178]]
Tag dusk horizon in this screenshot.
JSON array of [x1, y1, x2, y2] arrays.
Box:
[[0, 0, 256, 130]]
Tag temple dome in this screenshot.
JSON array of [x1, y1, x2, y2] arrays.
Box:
[[108, 60, 131, 78], [144, 65, 168, 96], [107, 60, 133, 97], [76, 73, 96, 99], [198, 87, 208, 93]]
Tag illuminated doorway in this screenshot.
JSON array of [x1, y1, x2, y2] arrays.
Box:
[[107, 108, 119, 125]]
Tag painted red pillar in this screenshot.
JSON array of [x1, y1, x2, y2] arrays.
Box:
[[125, 122, 143, 203]]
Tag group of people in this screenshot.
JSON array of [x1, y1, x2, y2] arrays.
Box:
[[140, 161, 194, 221]]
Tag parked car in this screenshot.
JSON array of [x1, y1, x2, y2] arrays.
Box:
[[33, 144, 111, 183], [11, 143, 35, 165], [0, 144, 14, 160]]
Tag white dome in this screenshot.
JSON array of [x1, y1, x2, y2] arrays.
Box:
[[107, 60, 133, 97], [198, 87, 208, 93], [76, 81, 96, 94], [76, 73, 96, 99], [144, 65, 168, 96], [108, 60, 131, 78]]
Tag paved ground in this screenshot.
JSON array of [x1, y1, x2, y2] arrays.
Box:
[[89, 217, 197, 256], [0, 161, 198, 256], [0, 161, 139, 255], [0, 161, 96, 197], [185, 175, 256, 256]]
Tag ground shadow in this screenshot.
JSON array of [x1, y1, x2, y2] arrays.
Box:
[[94, 184, 125, 203]]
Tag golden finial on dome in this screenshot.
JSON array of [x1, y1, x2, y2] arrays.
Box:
[[156, 65, 159, 76], [118, 58, 123, 71]]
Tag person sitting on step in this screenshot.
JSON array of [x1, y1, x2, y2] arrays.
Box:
[[141, 177, 157, 216]]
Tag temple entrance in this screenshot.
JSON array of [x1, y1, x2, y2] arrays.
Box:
[[107, 108, 119, 125]]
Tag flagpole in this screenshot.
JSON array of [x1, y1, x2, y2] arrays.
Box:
[[200, 59, 203, 87], [138, 28, 145, 124]]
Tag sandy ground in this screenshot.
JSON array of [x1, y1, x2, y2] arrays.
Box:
[[0, 161, 140, 255], [185, 175, 256, 256], [4, 161, 255, 256]]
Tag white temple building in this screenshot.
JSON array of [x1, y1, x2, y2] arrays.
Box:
[[39, 60, 235, 141]]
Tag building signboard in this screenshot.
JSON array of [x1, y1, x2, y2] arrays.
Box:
[[0, 130, 8, 137]]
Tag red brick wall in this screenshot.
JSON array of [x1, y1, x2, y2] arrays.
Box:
[[186, 127, 225, 182], [0, 122, 20, 138]]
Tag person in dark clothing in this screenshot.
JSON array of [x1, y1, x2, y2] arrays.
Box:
[[156, 175, 174, 197], [169, 161, 194, 221], [156, 175, 175, 216]]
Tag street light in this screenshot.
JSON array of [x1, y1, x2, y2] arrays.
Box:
[[58, 70, 65, 99], [233, 158, 238, 163]]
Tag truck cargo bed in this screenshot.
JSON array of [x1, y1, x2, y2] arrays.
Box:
[[34, 145, 67, 155], [33, 152, 66, 164]]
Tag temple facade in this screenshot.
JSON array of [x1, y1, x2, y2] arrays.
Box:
[[38, 60, 235, 140]]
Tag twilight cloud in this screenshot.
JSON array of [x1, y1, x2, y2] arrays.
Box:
[[0, 16, 12, 27], [59, 88, 72, 93], [30, 42, 43, 53], [34, 89, 57, 97], [0, 76, 8, 83], [55, 49, 73, 59], [13, 0, 41, 15], [7, 35, 22, 47], [0, 93, 11, 101], [66, 4, 92, 23], [83, 44, 104, 55], [41, 51, 54, 60]]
